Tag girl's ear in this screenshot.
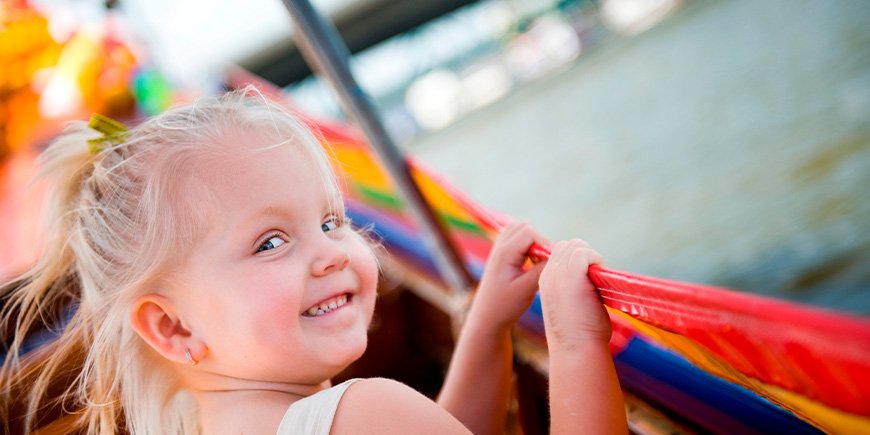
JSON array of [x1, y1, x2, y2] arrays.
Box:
[[130, 294, 205, 365]]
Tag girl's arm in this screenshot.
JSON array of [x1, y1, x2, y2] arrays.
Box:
[[549, 341, 624, 434], [539, 240, 627, 434], [436, 303, 513, 435], [437, 223, 547, 435]]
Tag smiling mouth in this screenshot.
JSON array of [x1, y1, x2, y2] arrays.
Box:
[[302, 294, 350, 317]]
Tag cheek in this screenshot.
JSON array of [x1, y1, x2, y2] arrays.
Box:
[[359, 252, 380, 323], [350, 239, 379, 290], [210, 269, 304, 332]]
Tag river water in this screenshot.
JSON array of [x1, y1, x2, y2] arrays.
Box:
[[407, 0, 870, 314]]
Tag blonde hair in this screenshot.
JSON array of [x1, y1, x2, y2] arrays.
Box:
[[0, 87, 344, 434]]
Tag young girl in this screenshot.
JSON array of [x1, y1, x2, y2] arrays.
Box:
[[0, 89, 626, 434]]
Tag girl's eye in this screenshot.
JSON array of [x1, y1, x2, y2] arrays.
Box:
[[257, 235, 286, 253], [321, 215, 344, 233]]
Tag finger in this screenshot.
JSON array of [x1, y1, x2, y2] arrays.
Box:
[[566, 247, 591, 272], [488, 222, 525, 264], [514, 258, 547, 292], [502, 221, 536, 246], [538, 241, 569, 285], [548, 240, 573, 265], [552, 240, 592, 260], [565, 238, 591, 249], [546, 242, 601, 275], [499, 222, 549, 266], [511, 225, 549, 257], [502, 221, 549, 245], [498, 221, 528, 241], [491, 221, 527, 253], [586, 248, 604, 266]]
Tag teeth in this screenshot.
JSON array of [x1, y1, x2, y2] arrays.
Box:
[[304, 294, 349, 317]]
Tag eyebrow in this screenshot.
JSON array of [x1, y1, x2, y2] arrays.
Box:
[[239, 206, 291, 229]]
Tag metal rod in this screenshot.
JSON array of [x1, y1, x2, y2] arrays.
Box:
[[280, 0, 476, 293]]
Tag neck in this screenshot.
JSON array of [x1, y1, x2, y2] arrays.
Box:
[[185, 371, 331, 434]]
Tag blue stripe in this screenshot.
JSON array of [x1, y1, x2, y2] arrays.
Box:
[[614, 336, 822, 434]]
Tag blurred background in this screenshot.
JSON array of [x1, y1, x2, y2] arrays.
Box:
[[1, 0, 868, 314]]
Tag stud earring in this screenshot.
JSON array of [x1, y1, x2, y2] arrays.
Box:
[[185, 348, 199, 366]]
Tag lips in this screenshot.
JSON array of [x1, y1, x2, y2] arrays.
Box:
[[302, 293, 350, 317]]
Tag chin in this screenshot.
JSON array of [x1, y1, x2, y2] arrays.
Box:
[[346, 332, 369, 362], [327, 330, 369, 370]]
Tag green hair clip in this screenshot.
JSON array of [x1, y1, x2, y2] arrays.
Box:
[[87, 114, 128, 154]]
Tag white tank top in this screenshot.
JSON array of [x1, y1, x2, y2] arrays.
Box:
[[276, 379, 361, 435]]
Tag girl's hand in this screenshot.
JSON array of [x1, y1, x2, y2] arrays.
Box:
[[538, 239, 610, 350], [471, 222, 549, 331]]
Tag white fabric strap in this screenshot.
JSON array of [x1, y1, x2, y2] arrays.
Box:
[[276, 379, 361, 435]]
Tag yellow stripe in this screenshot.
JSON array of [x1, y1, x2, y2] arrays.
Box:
[[332, 146, 392, 191], [332, 145, 483, 227]]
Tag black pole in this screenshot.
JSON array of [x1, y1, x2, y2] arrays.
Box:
[[280, 0, 476, 293]]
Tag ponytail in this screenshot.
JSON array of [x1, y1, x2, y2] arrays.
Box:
[[0, 122, 110, 433]]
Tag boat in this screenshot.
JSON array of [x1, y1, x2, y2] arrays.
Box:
[[2, 2, 869, 433]]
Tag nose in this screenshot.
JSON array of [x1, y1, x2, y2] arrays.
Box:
[[311, 238, 351, 276]]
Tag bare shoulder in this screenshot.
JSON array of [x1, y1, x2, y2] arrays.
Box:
[[331, 378, 471, 435]]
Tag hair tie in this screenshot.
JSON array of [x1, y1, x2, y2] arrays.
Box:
[[87, 114, 128, 154]]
